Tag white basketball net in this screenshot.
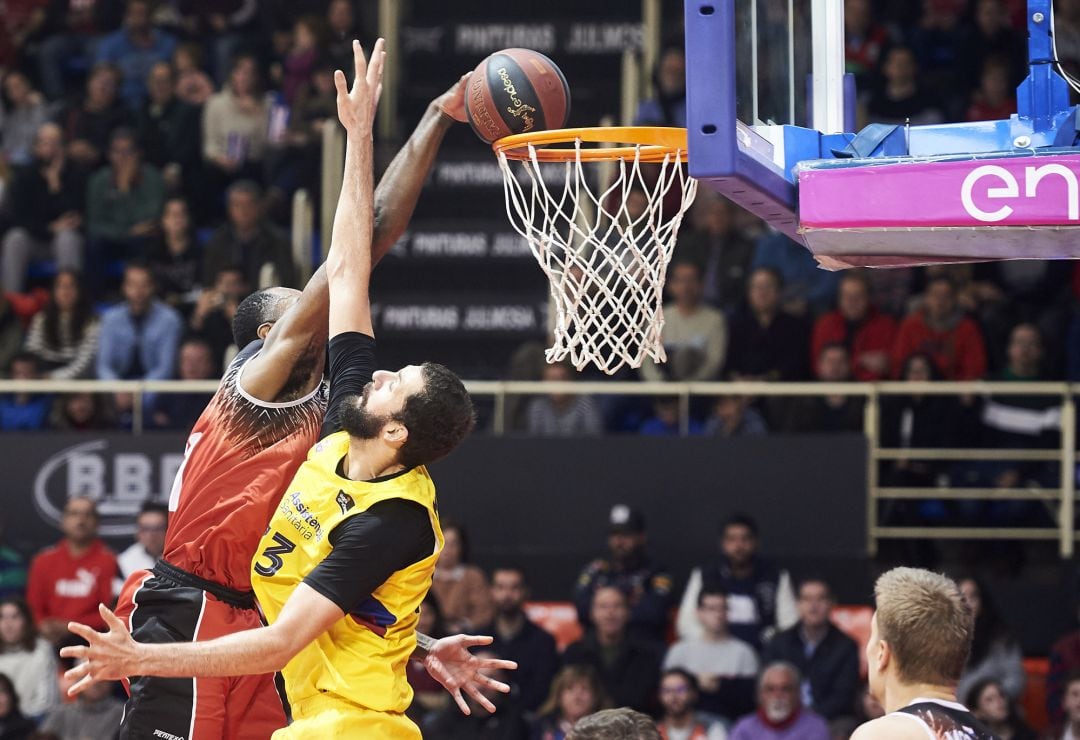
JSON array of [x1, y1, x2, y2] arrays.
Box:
[[497, 141, 698, 375]]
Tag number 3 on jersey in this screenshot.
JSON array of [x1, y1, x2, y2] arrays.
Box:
[[254, 532, 296, 577]]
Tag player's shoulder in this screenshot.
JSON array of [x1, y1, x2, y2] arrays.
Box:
[[850, 714, 929, 740]]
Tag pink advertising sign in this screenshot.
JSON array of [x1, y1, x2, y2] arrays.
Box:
[[798, 153, 1080, 229]]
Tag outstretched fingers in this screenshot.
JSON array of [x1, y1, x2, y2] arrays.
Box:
[[367, 38, 386, 89], [64, 660, 92, 684], [59, 643, 88, 661], [476, 673, 511, 694], [352, 39, 367, 89], [452, 687, 470, 715], [66, 621, 101, 644], [100, 603, 125, 631], [67, 673, 96, 697], [464, 683, 497, 714], [456, 634, 494, 649], [333, 69, 348, 99], [477, 657, 517, 674]]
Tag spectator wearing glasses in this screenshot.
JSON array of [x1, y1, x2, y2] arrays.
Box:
[[664, 588, 758, 722]]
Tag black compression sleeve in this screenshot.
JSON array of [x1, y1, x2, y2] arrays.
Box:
[[303, 498, 435, 614], [320, 332, 377, 439]]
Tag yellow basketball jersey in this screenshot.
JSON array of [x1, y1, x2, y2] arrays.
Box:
[[250, 430, 442, 713]]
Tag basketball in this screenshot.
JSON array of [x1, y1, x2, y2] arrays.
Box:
[[465, 48, 571, 144]]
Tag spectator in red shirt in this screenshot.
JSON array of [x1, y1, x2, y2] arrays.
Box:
[[26, 496, 116, 644], [892, 276, 987, 380], [811, 272, 897, 381]]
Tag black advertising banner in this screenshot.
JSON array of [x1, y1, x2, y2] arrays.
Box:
[[384, 222, 535, 260], [5, 433, 186, 553], [371, 296, 548, 338], [3, 432, 866, 566], [401, 21, 645, 58]]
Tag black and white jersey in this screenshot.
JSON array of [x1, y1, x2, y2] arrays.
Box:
[[891, 698, 998, 739]]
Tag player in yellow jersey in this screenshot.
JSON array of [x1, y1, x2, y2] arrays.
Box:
[[61, 39, 515, 738]]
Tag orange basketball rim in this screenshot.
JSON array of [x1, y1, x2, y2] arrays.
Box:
[[492, 126, 690, 163]]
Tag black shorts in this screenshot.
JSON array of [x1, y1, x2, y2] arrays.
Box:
[[114, 564, 288, 740]]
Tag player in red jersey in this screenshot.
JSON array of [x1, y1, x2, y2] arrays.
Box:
[[110, 43, 495, 740]]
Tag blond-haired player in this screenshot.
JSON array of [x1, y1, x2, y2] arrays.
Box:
[[852, 567, 995, 739]]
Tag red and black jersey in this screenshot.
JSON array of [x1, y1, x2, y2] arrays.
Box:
[[163, 340, 328, 592]]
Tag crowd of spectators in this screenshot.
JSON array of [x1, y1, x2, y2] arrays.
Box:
[[0, 0, 1070, 450], [0, 0, 349, 434], [3, 502, 1072, 739], [0, 0, 1075, 738], [404, 508, 1060, 739]]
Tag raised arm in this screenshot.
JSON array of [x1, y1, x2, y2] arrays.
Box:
[[326, 39, 383, 340], [235, 59, 463, 401], [236, 40, 384, 401], [370, 73, 469, 259]]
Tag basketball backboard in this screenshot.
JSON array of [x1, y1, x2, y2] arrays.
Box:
[[685, 0, 849, 242], [685, 0, 1080, 268]]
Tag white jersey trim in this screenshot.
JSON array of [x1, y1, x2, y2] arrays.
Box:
[[234, 350, 324, 409], [889, 697, 974, 740], [909, 697, 970, 712], [891, 711, 938, 740]]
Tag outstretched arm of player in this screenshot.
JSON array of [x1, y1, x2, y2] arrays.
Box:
[[369, 72, 469, 257], [63, 598, 516, 713], [326, 39, 382, 340], [238, 39, 385, 401]]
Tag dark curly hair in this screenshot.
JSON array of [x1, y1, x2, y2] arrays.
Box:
[[393, 363, 476, 469], [232, 287, 296, 348]]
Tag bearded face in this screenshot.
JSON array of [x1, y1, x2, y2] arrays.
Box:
[[339, 383, 392, 440]]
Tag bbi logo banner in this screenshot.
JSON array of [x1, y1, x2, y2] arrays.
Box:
[[17, 434, 187, 543]]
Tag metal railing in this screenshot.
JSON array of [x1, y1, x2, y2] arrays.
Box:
[[290, 189, 314, 284], [4, 379, 1077, 557]]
